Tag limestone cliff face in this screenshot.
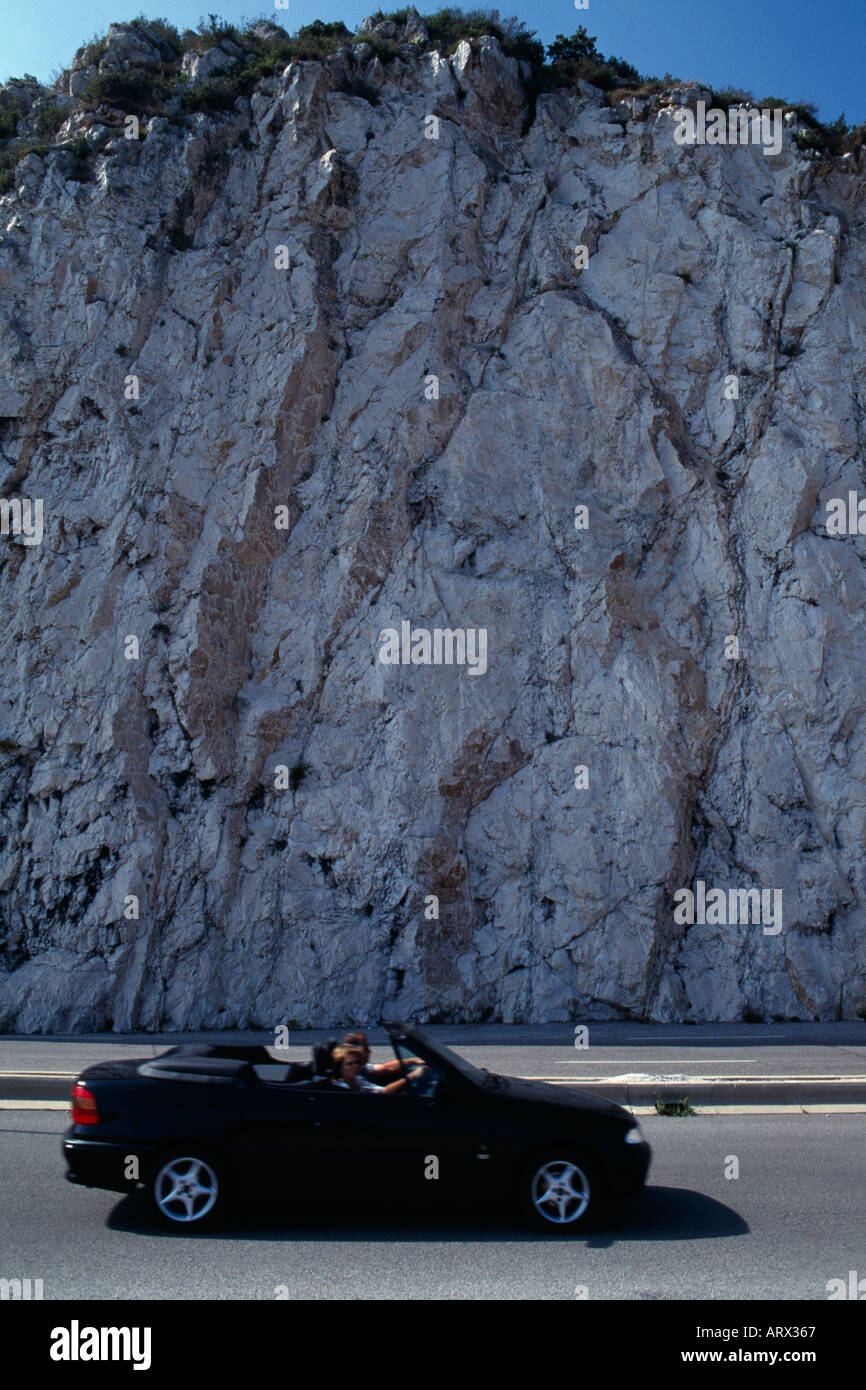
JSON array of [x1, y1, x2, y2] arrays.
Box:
[[1, 21, 865, 1030]]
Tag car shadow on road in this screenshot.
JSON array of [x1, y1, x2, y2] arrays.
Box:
[[583, 1186, 748, 1246], [106, 1184, 747, 1243]]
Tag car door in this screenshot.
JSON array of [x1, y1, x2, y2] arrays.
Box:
[[241, 1078, 391, 1197], [239, 1080, 325, 1185], [346, 1070, 495, 1207]]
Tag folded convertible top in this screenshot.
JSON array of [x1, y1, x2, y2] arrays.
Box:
[[137, 1055, 255, 1083], [163, 1043, 273, 1063]]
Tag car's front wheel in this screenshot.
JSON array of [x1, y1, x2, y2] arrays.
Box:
[[525, 1156, 595, 1231], [151, 1154, 220, 1229]]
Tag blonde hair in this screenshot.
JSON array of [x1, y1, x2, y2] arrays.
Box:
[[332, 1045, 364, 1075]]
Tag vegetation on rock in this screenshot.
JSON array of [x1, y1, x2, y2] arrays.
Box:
[[0, 7, 863, 184]]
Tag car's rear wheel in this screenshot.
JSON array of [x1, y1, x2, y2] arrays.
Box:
[[151, 1154, 220, 1228], [525, 1156, 595, 1231]]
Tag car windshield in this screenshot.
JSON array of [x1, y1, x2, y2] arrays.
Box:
[[393, 1032, 493, 1089]]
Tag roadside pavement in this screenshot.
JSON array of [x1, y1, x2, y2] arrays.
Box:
[[2, 1021, 865, 1111]]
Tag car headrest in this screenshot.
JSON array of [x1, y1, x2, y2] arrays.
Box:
[[311, 1038, 338, 1077]]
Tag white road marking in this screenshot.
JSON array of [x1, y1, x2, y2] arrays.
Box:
[[523, 1075, 866, 1084], [0, 1100, 70, 1109], [3, 1099, 864, 1116], [0, 1071, 77, 1077]]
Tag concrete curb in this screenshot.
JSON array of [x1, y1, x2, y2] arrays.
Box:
[[572, 1079, 866, 1106], [3, 1073, 866, 1105]]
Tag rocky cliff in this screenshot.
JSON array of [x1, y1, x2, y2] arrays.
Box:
[[1, 16, 865, 1030]]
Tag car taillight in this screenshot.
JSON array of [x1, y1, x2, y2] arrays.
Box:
[[71, 1083, 100, 1126]]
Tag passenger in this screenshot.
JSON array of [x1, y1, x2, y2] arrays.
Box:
[[331, 1045, 407, 1094]]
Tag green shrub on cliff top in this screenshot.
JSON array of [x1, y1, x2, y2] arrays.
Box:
[[424, 7, 543, 65], [31, 9, 864, 160], [82, 67, 173, 113]]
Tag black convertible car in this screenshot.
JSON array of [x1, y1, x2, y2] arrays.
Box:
[[63, 1023, 650, 1231]]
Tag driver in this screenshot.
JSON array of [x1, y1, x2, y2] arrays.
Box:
[[342, 1031, 423, 1084], [331, 1045, 407, 1094]]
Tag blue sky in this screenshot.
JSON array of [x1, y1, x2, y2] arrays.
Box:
[[2, 0, 863, 126]]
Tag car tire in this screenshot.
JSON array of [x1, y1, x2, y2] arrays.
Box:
[[150, 1153, 222, 1230], [524, 1155, 597, 1232]]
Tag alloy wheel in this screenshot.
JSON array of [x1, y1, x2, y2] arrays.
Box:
[[154, 1156, 219, 1224], [530, 1159, 591, 1225]]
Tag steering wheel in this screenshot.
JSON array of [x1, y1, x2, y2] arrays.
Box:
[[394, 1047, 412, 1093], [408, 1062, 435, 1096], [395, 1049, 427, 1095]]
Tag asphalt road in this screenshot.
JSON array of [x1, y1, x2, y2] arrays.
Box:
[[2, 1110, 863, 1299]]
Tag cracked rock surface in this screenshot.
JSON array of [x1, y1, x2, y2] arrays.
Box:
[[1, 35, 865, 1029]]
